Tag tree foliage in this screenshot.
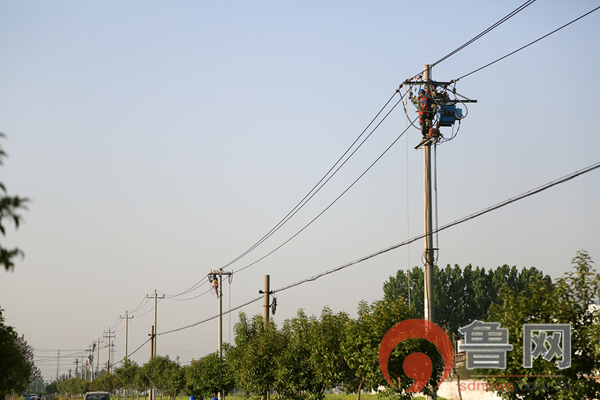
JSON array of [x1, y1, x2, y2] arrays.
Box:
[[0, 308, 31, 400], [383, 264, 552, 334], [342, 298, 440, 400], [482, 250, 600, 400], [228, 313, 283, 397], [15, 335, 41, 382], [185, 351, 234, 399], [56, 378, 91, 395], [114, 358, 140, 393], [0, 134, 28, 272]]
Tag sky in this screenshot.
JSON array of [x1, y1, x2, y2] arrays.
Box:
[[1, 0, 600, 382]]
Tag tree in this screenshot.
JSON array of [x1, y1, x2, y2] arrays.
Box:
[[342, 298, 440, 400], [114, 359, 140, 397], [15, 335, 41, 383], [57, 378, 91, 395], [274, 310, 322, 400], [307, 307, 352, 395], [383, 264, 552, 334], [185, 351, 234, 399], [0, 307, 31, 400], [139, 356, 181, 400], [0, 134, 28, 272], [228, 313, 284, 397], [482, 250, 600, 400]]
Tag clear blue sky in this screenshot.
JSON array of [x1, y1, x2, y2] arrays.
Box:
[[1, 0, 599, 381]]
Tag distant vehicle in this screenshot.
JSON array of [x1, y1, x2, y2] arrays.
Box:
[[84, 392, 110, 400]]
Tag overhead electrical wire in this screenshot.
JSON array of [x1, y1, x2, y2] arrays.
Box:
[[94, 3, 600, 355], [453, 4, 600, 82], [430, 0, 537, 67], [272, 160, 600, 294], [234, 98, 409, 274], [165, 288, 212, 301], [160, 276, 210, 299], [149, 159, 600, 339], [110, 93, 401, 307], [219, 90, 401, 271]]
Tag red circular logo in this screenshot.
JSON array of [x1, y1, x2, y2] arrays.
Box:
[[379, 319, 453, 393]]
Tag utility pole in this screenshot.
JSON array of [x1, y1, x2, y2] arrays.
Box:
[[120, 311, 134, 360], [149, 325, 155, 400], [147, 290, 164, 357], [84, 360, 88, 381], [74, 358, 79, 379], [103, 328, 116, 373], [209, 269, 233, 359], [96, 337, 101, 378], [421, 64, 435, 326], [56, 351, 60, 381], [258, 275, 273, 400], [262, 275, 270, 327]]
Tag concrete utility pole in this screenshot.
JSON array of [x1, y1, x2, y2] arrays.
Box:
[[96, 338, 101, 379], [262, 275, 270, 327], [56, 351, 60, 381], [422, 64, 435, 326], [149, 325, 155, 400], [120, 311, 134, 360], [103, 328, 116, 373], [209, 269, 233, 359], [259, 275, 272, 400], [74, 358, 79, 379], [147, 290, 164, 357]]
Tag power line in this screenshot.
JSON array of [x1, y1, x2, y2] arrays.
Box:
[[165, 288, 212, 302], [272, 160, 600, 294], [219, 90, 401, 271], [234, 98, 409, 274], [454, 5, 600, 82], [149, 160, 599, 338], [430, 0, 537, 68]]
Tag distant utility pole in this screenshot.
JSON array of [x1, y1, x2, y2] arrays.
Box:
[[208, 269, 233, 359], [74, 358, 79, 379], [56, 351, 60, 381], [96, 337, 101, 378], [120, 311, 134, 360], [86, 345, 94, 381], [147, 290, 164, 357], [260, 275, 271, 327], [103, 328, 116, 373], [149, 325, 155, 400], [258, 275, 275, 400]]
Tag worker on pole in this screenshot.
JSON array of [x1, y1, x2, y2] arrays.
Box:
[[410, 86, 437, 138]]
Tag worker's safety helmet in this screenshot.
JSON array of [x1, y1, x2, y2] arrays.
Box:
[[189, 396, 196, 400], [418, 89, 425, 94]]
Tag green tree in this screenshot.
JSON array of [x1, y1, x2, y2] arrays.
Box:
[[162, 358, 185, 400], [0, 134, 28, 272], [114, 359, 140, 397], [58, 378, 91, 395], [228, 313, 283, 397], [342, 298, 437, 400], [0, 307, 31, 400], [482, 250, 600, 400], [92, 373, 114, 392], [185, 351, 234, 399], [15, 335, 41, 383], [274, 310, 322, 400], [307, 307, 352, 395], [383, 264, 552, 333], [139, 356, 180, 400]]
